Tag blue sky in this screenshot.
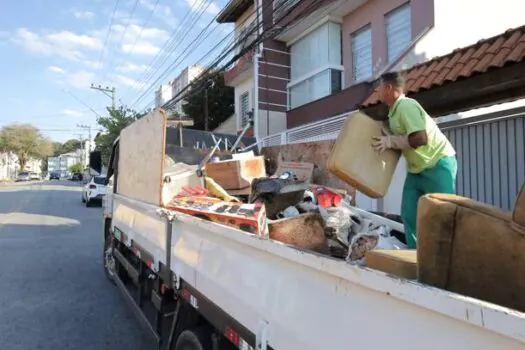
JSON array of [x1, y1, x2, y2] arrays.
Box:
[[0, 0, 234, 142]]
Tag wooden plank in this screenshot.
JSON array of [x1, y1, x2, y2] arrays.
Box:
[[117, 109, 167, 205]]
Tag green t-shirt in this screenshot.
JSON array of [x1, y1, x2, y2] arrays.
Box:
[[388, 96, 455, 174]]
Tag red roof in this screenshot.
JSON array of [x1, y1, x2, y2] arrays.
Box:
[[361, 24, 525, 107]]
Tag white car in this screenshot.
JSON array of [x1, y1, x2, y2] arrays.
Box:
[[82, 175, 107, 207]]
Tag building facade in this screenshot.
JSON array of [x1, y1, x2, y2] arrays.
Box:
[[48, 152, 80, 178], [217, 0, 525, 214], [155, 84, 174, 108], [170, 64, 206, 117], [217, 0, 525, 138]]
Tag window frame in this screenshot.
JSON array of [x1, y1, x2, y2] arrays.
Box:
[[239, 92, 250, 128], [350, 24, 373, 83], [385, 1, 412, 63]]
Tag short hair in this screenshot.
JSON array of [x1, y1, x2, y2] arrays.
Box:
[[380, 71, 405, 91]]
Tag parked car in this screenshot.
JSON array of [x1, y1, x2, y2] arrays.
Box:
[[29, 172, 40, 181], [49, 172, 60, 180], [71, 173, 83, 181], [16, 172, 30, 182], [82, 175, 107, 207]]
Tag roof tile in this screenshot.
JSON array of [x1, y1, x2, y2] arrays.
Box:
[[360, 24, 525, 108]]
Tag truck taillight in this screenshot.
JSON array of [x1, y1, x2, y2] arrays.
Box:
[[89, 184, 97, 189]]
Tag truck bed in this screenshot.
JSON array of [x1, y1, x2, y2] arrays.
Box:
[[111, 194, 525, 349]]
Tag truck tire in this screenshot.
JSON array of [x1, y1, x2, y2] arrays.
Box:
[[174, 327, 212, 350], [103, 230, 116, 284]]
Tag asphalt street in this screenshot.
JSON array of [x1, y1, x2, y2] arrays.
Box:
[[0, 180, 151, 350]]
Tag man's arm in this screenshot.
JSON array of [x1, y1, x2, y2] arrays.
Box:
[[400, 102, 427, 149]]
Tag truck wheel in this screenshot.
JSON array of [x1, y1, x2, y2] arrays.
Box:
[[103, 233, 116, 284], [174, 327, 212, 350]]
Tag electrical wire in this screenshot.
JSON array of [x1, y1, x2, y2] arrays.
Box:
[[98, 0, 121, 67], [101, 0, 141, 81], [161, 0, 345, 112], [121, 0, 214, 101], [130, 0, 272, 110], [126, 0, 218, 103], [158, 0, 304, 111]]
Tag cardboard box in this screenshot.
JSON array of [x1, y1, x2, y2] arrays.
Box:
[[205, 156, 266, 190], [275, 160, 314, 182], [166, 196, 269, 238], [365, 250, 417, 280]]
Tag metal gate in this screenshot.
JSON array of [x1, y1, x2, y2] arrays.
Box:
[[440, 106, 525, 211]]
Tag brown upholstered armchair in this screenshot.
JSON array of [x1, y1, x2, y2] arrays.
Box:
[[417, 183, 525, 312]]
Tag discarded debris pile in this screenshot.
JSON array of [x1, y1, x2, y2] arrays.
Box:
[[161, 147, 407, 262]]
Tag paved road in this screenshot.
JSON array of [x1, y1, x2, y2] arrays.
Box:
[[0, 181, 151, 350]]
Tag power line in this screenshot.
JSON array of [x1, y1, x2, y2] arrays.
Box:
[[98, 0, 121, 68], [161, 0, 339, 112], [129, 0, 258, 109], [125, 0, 217, 103], [101, 0, 141, 81], [119, 1, 207, 101]]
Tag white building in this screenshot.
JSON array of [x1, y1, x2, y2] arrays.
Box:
[[170, 64, 206, 116], [0, 152, 18, 180], [48, 152, 80, 178], [155, 84, 174, 108]]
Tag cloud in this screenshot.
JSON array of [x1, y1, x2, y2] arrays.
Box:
[[116, 62, 148, 73], [138, 0, 178, 29], [47, 66, 66, 74], [61, 109, 84, 117], [74, 11, 95, 19], [12, 28, 101, 61], [186, 0, 220, 15], [53, 70, 96, 89], [113, 74, 142, 89], [110, 23, 168, 55]]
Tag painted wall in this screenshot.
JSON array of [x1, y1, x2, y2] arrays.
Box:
[[342, 0, 434, 86], [394, 0, 525, 71]]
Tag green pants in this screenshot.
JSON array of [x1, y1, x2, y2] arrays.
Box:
[[401, 156, 457, 249]]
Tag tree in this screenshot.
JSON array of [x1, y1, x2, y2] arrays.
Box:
[[0, 123, 53, 171], [55, 139, 82, 156], [95, 105, 147, 166], [69, 162, 84, 174], [182, 70, 234, 131]]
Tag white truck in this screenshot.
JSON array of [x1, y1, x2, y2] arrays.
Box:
[[101, 109, 525, 350]]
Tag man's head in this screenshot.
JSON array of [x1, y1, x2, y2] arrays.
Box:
[[376, 71, 405, 106]]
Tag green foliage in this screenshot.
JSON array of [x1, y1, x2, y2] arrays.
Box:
[[54, 139, 82, 156], [0, 123, 53, 171], [95, 105, 147, 166], [182, 70, 234, 131], [68, 162, 84, 174]]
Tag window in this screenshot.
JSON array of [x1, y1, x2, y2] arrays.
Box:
[[386, 2, 412, 63], [239, 92, 250, 127], [351, 25, 372, 82], [288, 22, 343, 109]]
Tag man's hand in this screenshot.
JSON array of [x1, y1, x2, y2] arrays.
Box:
[[372, 135, 391, 153], [372, 134, 411, 153]]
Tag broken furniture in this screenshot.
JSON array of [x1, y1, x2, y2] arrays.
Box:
[[417, 182, 525, 312]]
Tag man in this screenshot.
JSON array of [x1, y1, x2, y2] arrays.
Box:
[[371, 72, 457, 249]]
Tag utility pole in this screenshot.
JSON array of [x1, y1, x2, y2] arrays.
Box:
[[75, 133, 85, 167], [77, 124, 92, 168], [90, 83, 116, 109], [204, 79, 214, 132]]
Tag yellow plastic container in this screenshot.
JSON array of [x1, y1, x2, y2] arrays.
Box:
[[327, 112, 401, 198]]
